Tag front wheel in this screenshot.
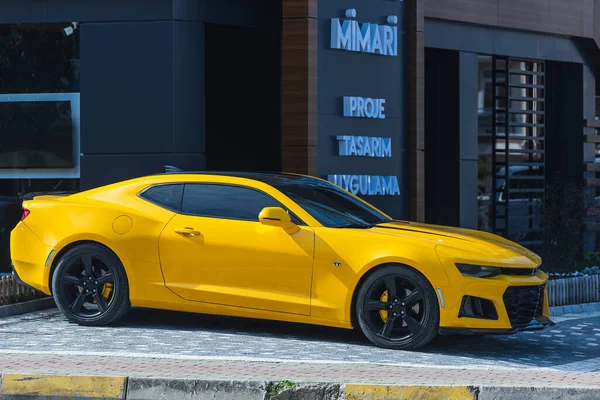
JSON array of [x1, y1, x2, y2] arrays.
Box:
[[355, 265, 440, 350], [51, 243, 130, 326]]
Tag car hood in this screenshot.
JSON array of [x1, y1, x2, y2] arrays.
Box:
[[371, 221, 541, 266]]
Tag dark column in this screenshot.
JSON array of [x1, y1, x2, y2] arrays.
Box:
[[546, 62, 584, 188], [545, 61, 585, 266], [458, 52, 479, 229], [79, 20, 205, 189], [281, 0, 318, 176], [424, 48, 460, 226], [407, 0, 426, 222]]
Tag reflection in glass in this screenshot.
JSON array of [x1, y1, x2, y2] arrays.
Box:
[[477, 56, 494, 232], [0, 23, 80, 198], [478, 56, 545, 247], [0, 101, 73, 168], [182, 184, 283, 221], [0, 24, 79, 94]]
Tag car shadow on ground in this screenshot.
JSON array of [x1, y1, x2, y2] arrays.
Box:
[[111, 307, 599, 372], [116, 307, 366, 343]]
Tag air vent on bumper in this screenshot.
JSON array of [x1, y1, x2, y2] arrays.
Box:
[[458, 296, 498, 320]]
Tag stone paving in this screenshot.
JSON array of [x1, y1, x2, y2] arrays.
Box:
[[1, 353, 600, 388], [0, 308, 599, 386]]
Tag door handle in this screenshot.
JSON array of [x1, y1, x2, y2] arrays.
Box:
[[174, 227, 201, 237]]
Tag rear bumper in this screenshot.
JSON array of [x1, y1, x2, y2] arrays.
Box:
[[11, 264, 38, 292], [10, 222, 53, 295]]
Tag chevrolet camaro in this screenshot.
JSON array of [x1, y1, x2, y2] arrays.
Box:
[[10, 172, 554, 350]]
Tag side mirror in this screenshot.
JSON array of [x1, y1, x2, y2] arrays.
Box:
[[259, 207, 296, 230]]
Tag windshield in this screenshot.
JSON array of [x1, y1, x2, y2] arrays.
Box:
[[273, 180, 392, 228]]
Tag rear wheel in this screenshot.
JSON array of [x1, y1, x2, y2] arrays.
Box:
[[51, 243, 130, 326], [355, 265, 439, 350]]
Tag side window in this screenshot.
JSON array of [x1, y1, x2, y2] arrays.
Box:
[[140, 184, 183, 211], [182, 184, 296, 222]]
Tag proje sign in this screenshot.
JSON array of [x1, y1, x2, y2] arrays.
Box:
[[330, 10, 398, 57], [343, 96, 386, 119]]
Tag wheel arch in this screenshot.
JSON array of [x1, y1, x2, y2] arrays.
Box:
[[48, 240, 127, 295], [349, 262, 439, 330]]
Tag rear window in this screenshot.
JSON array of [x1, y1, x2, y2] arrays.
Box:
[[140, 184, 183, 211]]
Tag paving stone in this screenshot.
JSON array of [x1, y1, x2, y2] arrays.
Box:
[[0, 309, 599, 388]]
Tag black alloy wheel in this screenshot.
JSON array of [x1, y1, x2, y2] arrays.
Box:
[[355, 265, 439, 350], [52, 243, 130, 326]]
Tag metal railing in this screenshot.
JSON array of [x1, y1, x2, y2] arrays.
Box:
[[547, 275, 600, 306], [0, 275, 45, 306]]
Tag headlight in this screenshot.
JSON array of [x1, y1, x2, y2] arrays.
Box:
[[455, 263, 501, 278]]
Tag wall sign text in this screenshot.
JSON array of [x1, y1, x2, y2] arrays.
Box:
[[337, 135, 392, 157], [330, 13, 398, 56], [328, 175, 401, 196], [343, 96, 386, 119]]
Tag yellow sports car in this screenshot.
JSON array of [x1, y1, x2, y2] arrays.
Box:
[[10, 172, 554, 350]]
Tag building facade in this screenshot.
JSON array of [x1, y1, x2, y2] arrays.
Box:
[[0, 0, 599, 265]]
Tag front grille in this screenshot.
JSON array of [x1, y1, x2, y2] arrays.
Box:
[[503, 285, 545, 328]]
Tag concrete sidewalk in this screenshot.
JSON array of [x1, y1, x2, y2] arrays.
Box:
[[1, 354, 600, 399]]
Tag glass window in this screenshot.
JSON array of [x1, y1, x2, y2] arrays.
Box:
[[0, 24, 80, 94], [140, 184, 184, 211], [0, 101, 74, 168], [182, 184, 285, 222], [0, 23, 80, 194], [273, 181, 391, 228]]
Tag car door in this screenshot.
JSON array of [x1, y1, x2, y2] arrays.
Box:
[[158, 183, 315, 315]]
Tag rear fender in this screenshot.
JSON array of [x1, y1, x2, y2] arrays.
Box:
[[47, 235, 138, 299]]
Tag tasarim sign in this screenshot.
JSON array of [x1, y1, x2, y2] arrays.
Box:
[[328, 175, 401, 196], [330, 10, 398, 56], [336, 136, 392, 158]]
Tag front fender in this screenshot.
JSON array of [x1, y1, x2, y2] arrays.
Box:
[[358, 255, 451, 289], [311, 228, 451, 327]]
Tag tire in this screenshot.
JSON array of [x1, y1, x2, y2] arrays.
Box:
[[355, 265, 440, 350], [51, 243, 130, 326]]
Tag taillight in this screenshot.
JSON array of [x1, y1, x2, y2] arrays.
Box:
[[21, 208, 30, 221]]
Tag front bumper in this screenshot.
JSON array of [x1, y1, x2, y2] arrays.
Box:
[[433, 242, 553, 331], [436, 273, 552, 330], [439, 315, 555, 336]]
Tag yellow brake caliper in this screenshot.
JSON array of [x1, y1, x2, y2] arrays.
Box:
[[101, 282, 114, 300], [379, 290, 389, 322]]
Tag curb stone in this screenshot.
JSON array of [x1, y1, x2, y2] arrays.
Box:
[[127, 379, 267, 400], [4, 375, 600, 400], [269, 383, 340, 400], [341, 384, 476, 399], [550, 301, 600, 317], [0, 298, 55, 319], [0, 374, 126, 399], [478, 387, 600, 400]]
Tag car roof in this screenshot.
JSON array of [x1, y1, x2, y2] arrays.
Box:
[[157, 171, 329, 188]]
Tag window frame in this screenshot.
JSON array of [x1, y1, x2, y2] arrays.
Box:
[[137, 183, 185, 213], [272, 183, 392, 228], [181, 183, 306, 225], [138, 182, 306, 226]]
